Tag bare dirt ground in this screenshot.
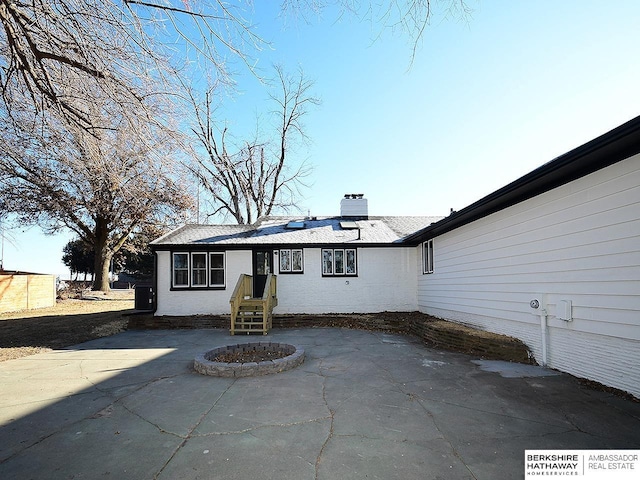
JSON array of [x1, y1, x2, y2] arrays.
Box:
[[0, 290, 134, 362]]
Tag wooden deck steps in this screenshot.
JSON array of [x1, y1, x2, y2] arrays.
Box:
[[229, 274, 277, 335]]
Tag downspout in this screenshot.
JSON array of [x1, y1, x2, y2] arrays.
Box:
[[152, 250, 158, 315], [539, 308, 548, 367]]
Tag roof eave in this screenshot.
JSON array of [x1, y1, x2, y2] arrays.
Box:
[[404, 115, 640, 245]]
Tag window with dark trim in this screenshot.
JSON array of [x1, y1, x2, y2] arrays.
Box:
[[209, 252, 225, 287], [279, 249, 304, 273], [423, 239, 434, 274], [173, 252, 189, 287], [171, 251, 226, 288], [191, 252, 207, 287], [322, 248, 357, 276]]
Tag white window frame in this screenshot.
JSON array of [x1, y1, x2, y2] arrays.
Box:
[[172, 252, 190, 287], [423, 239, 434, 274], [191, 252, 208, 287], [334, 249, 345, 274], [209, 252, 226, 287], [279, 248, 304, 273], [292, 249, 303, 273], [171, 251, 226, 289], [322, 249, 333, 275], [322, 248, 357, 276], [345, 248, 357, 274]]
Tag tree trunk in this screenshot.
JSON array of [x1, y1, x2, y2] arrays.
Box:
[[92, 218, 112, 291]]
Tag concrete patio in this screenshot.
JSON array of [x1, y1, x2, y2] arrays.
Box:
[[1, 328, 639, 479]]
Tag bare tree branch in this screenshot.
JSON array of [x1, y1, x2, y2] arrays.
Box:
[[186, 65, 319, 224], [0, 0, 271, 134], [0, 91, 193, 290]]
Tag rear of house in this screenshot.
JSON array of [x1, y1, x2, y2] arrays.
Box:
[[410, 117, 640, 398], [151, 116, 640, 398], [151, 196, 441, 316]]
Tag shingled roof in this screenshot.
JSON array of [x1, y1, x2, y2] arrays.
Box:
[[151, 215, 443, 248]]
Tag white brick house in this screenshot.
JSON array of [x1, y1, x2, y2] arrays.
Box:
[[152, 116, 640, 397], [151, 197, 442, 316]]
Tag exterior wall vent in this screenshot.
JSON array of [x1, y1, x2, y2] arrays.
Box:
[[340, 194, 368, 218]]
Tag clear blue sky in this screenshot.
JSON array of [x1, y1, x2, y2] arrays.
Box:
[[2, 0, 640, 277]]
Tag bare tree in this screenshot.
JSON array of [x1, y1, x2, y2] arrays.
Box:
[[0, 0, 469, 284], [0, 0, 266, 133], [189, 65, 319, 224], [281, 1, 472, 62], [0, 95, 193, 291], [0, 1, 470, 133]]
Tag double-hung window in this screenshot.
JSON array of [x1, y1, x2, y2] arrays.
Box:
[[191, 253, 208, 287], [423, 239, 434, 274], [279, 249, 304, 273], [172, 251, 226, 288], [209, 252, 225, 287], [322, 248, 357, 276], [173, 253, 189, 287]]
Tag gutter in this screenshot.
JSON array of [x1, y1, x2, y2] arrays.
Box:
[[404, 115, 640, 245]]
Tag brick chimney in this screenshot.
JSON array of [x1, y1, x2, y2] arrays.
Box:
[[340, 194, 368, 218]]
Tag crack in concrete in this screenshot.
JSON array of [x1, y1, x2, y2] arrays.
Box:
[[118, 401, 186, 439], [373, 360, 575, 431], [190, 415, 333, 437], [315, 359, 335, 480], [418, 393, 577, 429], [0, 374, 185, 465], [370, 357, 480, 480], [414, 397, 480, 480], [556, 406, 603, 438], [153, 378, 237, 479], [0, 429, 58, 465]]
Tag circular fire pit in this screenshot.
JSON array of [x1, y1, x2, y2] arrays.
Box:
[[194, 342, 304, 377]]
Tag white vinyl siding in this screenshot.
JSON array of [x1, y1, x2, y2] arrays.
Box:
[[417, 155, 640, 398]]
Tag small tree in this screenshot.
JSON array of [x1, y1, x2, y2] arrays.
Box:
[[116, 224, 166, 278], [189, 65, 319, 224], [62, 239, 95, 281]]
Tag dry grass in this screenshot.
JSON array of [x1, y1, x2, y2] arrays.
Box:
[[0, 292, 134, 362]]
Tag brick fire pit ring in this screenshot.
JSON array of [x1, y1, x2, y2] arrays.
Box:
[[194, 342, 305, 377]]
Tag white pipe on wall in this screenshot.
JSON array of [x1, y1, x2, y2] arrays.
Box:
[[530, 297, 548, 367], [539, 308, 548, 367]]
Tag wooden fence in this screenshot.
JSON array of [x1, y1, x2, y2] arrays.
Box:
[[0, 272, 56, 313]]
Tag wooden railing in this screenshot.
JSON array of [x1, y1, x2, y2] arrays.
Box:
[[229, 274, 277, 335], [262, 273, 278, 326], [230, 274, 252, 329]]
